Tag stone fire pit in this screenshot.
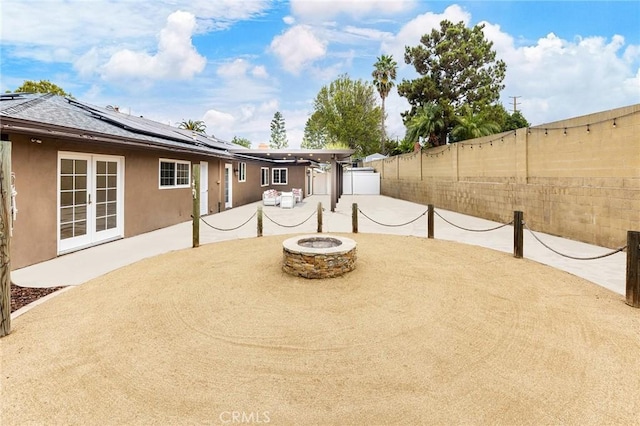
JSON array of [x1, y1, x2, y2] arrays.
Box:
[[282, 235, 357, 279]]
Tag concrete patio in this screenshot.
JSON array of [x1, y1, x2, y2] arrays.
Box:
[[11, 194, 628, 296]]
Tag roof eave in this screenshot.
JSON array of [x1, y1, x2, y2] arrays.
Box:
[[0, 117, 235, 159]]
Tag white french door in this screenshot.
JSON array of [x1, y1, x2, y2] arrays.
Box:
[[224, 163, 232, 208], [58, 152, 124, 253], [200, 161, 209, 216]]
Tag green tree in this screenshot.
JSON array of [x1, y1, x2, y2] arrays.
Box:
[[405, 103, 445, 148], [483, 104, 530, 133], [269, 111, 288, 149], [372, 54, 397, 153], [306, 74, 382, 157], [11, 79, 72, 97], [450, 106, 500, 141], [301, 114, 329, 149], [398, 20, 506, 146], [231, 136, 251, 148], [503, 110, 530, 131], [386, 137, 416, 156], [178, 119, 206, 133]]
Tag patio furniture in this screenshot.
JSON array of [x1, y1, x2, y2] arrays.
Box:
[[292, 188, 303, 203], [280, 192, 295, 209], [263, 189, 281, 206]]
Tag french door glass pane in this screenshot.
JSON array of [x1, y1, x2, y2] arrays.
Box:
[[59, 159, 88, 240], [96, 161, 118, 231], [224, 168, 230, 202]]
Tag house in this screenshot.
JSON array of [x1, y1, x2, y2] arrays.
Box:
[[1, 93, 354, 269]]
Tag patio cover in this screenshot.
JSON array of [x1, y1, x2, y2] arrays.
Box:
[[229, 148, 355, 211]]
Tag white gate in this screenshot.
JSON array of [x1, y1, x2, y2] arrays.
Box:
[[344, 169, 380, 195]]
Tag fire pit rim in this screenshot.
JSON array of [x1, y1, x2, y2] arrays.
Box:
[[282, 234, 356, 255]]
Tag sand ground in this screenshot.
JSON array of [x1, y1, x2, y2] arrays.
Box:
[[2, 234, 639, 425]]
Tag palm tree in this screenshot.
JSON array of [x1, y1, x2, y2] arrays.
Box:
[[451, 107, 500, 141], [406, 103, 445, 148], [372, 55, 397, 153], [178, 119, 206, 133]]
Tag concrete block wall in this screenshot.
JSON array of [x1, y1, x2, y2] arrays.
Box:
[[368, 104, 640, 248]]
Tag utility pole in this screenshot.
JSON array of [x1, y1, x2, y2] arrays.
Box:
[[509, 96, 521, 114]]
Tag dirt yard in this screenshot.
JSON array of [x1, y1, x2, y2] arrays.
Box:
[[2, 234, 639, 425]]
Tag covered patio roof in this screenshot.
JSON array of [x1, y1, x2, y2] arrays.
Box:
[[228, 148, 354, 164], [229, 148, 355, 212]]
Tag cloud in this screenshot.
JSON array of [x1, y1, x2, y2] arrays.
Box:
[[217, 58, 269, 79], [1, 1, 270, 51], [101, 11, 206, 82], [381, 4, 471, 64], [200, 98, 317, 148], [481, 25, 640, 124], [202, 109, 236, 138], [379, 6, 639, 132], [252, 66, 269, 79], [217, 58, 251, 78], [189, 0, 271, 31], [343, 26, 392, 42], [270, 25, 327, 74], [290, 0, 416, 21]]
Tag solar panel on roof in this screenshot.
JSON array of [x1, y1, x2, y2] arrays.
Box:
[[1, 93, 26, 100]]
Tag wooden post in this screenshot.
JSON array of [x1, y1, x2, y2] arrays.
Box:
[[317, 202, 323, 233], [513, 210, 523, 259], [330, 158, 337, 212], [626, 231, 640, 308], [427, 204, 434, 239], [352, 203, 358, 233], [192, 163, 200, 248], [257, 206, 263, 237], [1, 141, 11, 337]]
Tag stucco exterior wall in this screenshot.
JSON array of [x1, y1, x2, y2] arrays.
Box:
[[368, 104, 640, 249], [8, 135, 222, 268], [227, 160, 267, 208], [8, 133, 312, 268], [11, 134, 59, 269]]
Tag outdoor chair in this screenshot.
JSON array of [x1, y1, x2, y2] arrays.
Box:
[[263, 189, 281, 206], [292, 188, 303, 203], [280, 192, 295, 209]]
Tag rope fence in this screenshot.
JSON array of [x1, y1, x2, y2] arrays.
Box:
[[262, 209, 317, 228], [189, 201, 639, 308], [523, 222, 627, 260], [199, 211, 256, 232], [433, 210, 514, 233], [357, 208, 427, 227]]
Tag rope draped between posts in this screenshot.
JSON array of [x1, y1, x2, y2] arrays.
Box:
[[434, 210, 514, 232], [523, 222, 627, 260], [262, 209, 317, 228], [357, 208, 427, 227], [199, 211, 257, 232]]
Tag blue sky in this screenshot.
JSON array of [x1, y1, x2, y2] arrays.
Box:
[[1, 1, 639, 148]]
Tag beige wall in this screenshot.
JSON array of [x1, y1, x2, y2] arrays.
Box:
[[368, 104, 640, 248]]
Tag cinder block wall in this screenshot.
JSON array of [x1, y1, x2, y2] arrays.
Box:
[[367, 104, 640, 248]]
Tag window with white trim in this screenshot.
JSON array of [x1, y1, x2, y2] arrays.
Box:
[[272, 168, 288, 185], [159, 159, 191, 188], [260, 167, 269, 186], [238, 162, 246, 182]]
